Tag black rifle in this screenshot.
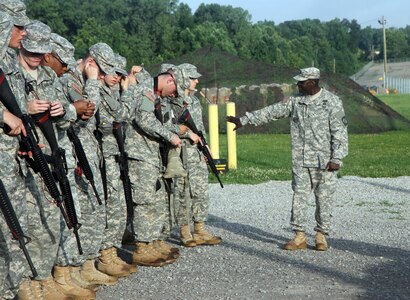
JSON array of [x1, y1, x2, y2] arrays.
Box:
[[66, 126, 102, 205], [0, 68, 62, 208], [94, 110, 108, 202], [24, 82, 83, 255], [0, 69, 79, 243], [0, 179, 38, 278], [32, 112, 83, 254], [154, 98, 173, 194], [112, 122, 135, 237], [178, 109, 224, 188], [154, 98, 169, 168]]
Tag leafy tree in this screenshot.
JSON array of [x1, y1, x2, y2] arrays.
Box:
[[24, 0, 410, 76]]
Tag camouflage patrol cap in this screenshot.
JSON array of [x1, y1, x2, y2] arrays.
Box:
[[158, 63, 176, 75], [113, 53, 128, 76], [0, 0, 30, 26], [50, 33, 76, 70], [21, 21, 52, 54], [0, 11, 13, 58], [293, 67, 320, 81], [88, 42, 116, 75], [168, 65, 190, 96], [179, 63, 202, 79]]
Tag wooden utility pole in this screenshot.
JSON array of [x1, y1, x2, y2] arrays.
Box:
[[378, 16, 387, 88]]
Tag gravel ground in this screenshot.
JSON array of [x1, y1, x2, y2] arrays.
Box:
[[97, 176, 410, 300]]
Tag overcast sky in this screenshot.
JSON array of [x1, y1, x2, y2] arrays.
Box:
[[180, 0, 409, 28]]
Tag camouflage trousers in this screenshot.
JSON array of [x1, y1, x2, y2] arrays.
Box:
[[0, 169, 28, 299], [175, 147, 209, 225], [25, 170, 61, 280], [69, 157, 106, 261], [129, 160, 167, 242], [290, 166, 337, 234], [101, 155, 127, 249]]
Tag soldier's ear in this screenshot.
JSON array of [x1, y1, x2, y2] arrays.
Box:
[[43, 53, 52, 63]]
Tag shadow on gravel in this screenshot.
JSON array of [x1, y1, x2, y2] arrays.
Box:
[[208, 214, 410, 299], [332, 238, 410, 299], [343, 177, 410, 194], [208, 214, 288, 247]]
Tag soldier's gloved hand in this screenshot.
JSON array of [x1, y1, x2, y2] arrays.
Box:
[[226, 116, 242, 131], [326, 162, 340, 171]]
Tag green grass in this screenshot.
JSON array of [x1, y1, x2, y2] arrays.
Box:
[[378, 94, 410, 120], [210, 130, 410, 184], [206, 92, 410, 184]]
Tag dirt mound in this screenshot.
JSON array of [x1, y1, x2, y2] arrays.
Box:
[[150, 46, 410, 134]]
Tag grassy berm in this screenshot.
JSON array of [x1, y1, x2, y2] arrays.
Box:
[[150, 46, 410, 134]]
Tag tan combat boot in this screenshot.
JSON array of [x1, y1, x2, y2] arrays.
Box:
[[153, 240, 180, 259], [80, 259, 118, 286], [41, 276, 73, 300], [53, 265, 96, 300], [97, 248, 132, 277], [111, 247, 137, 274], [132, 242, 169, 267], [315, 231, 328, 251], [180, 224, 196, 247], [17, 279, 42, 300], [148, 241, 177, 265], [68, 266, 99, 291], [30, 280, 43, 300], [193, 222, 222, 246], [284, 231, 307, 250]]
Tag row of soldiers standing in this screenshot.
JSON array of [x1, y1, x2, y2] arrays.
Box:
[[0, 1, 222, 299]]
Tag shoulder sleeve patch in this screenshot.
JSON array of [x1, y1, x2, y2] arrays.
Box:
[[140, 97, 155, 112], [71, 83, 83, 96], [145, 91, 156, 102]]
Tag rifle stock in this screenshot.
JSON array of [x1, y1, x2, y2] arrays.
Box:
[[178, 109, 224, 188]]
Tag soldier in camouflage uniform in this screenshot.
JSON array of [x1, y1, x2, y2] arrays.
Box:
[[91, 44, 137, 277], [42, 33, 100, 299], [0, 7, 30, 300], [170, 63, 222, 247], [126, 66, 189, 267], [227, 67, 348, 251], [59, 44, 127, 288], [17, 21, 78, 300]]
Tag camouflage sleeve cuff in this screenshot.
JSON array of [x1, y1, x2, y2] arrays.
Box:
[[85, 78, 101, 88], [240, 115, 249, 126], [330, 158, 343, 167], [62, 103, 77, 122], [0, 108, 4, 125], [163, 131, 176, 142]]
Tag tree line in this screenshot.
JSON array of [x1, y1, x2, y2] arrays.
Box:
[[26, 0, 410, 76]]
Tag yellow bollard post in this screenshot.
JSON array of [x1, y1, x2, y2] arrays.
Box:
[[226, 102, 237, 170], [208, 103, 220, 159]]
